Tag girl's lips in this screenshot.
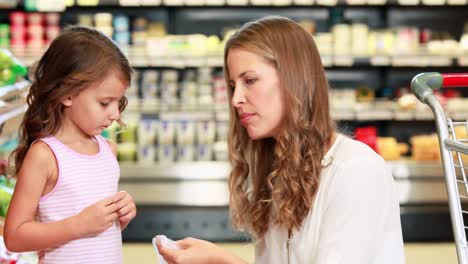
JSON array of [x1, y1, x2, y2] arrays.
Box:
[[240, 113, 255, 124]]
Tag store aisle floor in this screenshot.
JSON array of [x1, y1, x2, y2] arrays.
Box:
[[123, 242, 458, 263]]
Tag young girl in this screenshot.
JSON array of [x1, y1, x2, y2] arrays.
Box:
[[4, 26, 137, 263]]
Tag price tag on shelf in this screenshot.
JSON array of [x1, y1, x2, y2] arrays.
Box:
[[429, 56, 453, 66], [331, 110, 355, 120], [370, 56, 390, 66], [77, 0, 99, 5], [392, 56, 428, 67], [333, 56, 354, 66], [356, 110, 392, 120], [206, 56, 223, 67], [449, 111, 468, 121], [458, 56, 468, 66], [394, 111, 414, 120], [320, 55, 332, 67], [119, 0, 140, 5], [414, 111, 434, 120], [130, 56, 148, 67]]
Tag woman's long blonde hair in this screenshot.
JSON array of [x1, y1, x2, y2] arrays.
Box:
[[224, 16, 335, 239]]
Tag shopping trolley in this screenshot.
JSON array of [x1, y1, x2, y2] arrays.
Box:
[[411, 72, 468, 264]]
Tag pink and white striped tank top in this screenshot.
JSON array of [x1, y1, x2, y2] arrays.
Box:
[[36, 135, 123, 264]]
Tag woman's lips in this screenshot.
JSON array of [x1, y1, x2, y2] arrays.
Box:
[[240, 113, 255, 124]]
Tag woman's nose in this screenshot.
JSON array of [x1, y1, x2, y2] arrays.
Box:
[[231, 86, 246, 107]]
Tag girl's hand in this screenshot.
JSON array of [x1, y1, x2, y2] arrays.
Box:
[[157, 237, 246, 264], [112, 190, 137, 230], [74, 196, 118, 237]]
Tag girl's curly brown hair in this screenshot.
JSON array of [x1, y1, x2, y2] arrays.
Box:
[[10, 26, 132, 175], [224, 16, 335, 240]]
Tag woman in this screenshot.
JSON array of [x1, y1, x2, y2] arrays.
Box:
[[157, 16, 405, 264]]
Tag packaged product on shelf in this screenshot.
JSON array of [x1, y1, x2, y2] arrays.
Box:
[[45, 13, 60, 26], [161, 69, 178, 83], [198, 84, 213, 106], [45, 25, 61, 46], [138, 118, 158, 145], [9, 12, 26, 27], [351, 23, 369, 57], [128, 69, 140, 97], [77, 14, 94, 27], [119, 115, 138, 143], [158, 119, 176, 145], [410, 134, 440, 161], [140, 98, 159, 112], [94, 13, 113, 37], [0, 49, 28, 86], [197, 120, 216, 144], [332, 24, 351, 56], [138, 144, 156, 165], [159, 144, 175, 163], [180, 81, 198, 106], [176, 119, 196, 145], [177, 144, 195, 162], [141, 70, 159, 98], [213, 141, 228, 161], [160, 82, 179, 106], [118, 142, 137, 162], [113, 15, 130, 32], [196, 144, 213, 161], [215, 119, 229, 141], [377, 137, 409, 160], [0, 24, 8, 49]]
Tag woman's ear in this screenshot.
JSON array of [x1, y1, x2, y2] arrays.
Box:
[[60, 97, 72, 107]]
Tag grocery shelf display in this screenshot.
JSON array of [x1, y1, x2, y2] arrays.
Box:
[[0, 0, 466, 243]]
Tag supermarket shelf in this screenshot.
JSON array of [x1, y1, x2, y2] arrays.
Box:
[[63, 0, 468, 7], [388, 160, 444, 179], [0, 80, 29, 101], [120, 161, 231, 180], [119, 160, 448, 205], [18, 55, 468, 69], [0, 104, 27, 145], [120, 159, 445, 180]]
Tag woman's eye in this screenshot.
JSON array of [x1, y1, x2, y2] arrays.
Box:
[[245, 78, 256, 85], [100, 102, 110, 106]]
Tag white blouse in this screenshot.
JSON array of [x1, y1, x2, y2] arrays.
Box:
[[255, 134, 405, 264]]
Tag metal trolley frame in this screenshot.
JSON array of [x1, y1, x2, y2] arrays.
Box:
[[411, 72, 468, 264]]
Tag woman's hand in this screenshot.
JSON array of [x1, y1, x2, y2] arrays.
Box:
[[157, 237, 247, 264]]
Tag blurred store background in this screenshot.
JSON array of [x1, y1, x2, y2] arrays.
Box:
[[0, 0, 467, 262]]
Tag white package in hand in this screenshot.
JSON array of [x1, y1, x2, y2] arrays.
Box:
[[152, 235, 180, 264]]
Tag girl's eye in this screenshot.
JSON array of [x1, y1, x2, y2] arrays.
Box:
[[100, 102, 110, 107]]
